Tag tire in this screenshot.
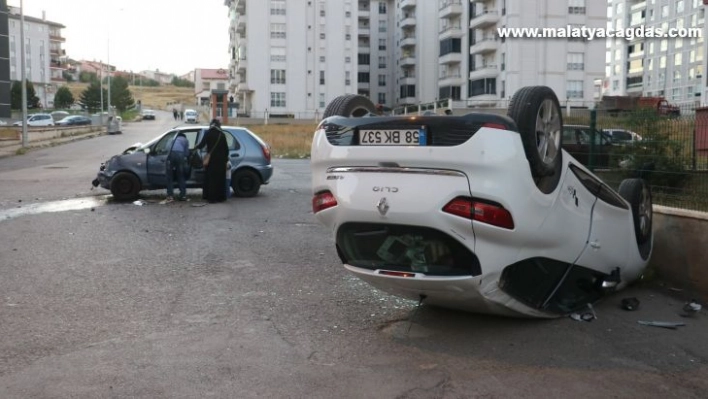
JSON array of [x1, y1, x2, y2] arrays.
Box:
[[618, 178, 652, 247], [323, 94, 377, 118], [232, 169, 261, 198], [110, 172, 141, 201], [507, 86, 564, 179]]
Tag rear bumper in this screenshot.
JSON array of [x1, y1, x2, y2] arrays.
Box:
[[256, 164, 274, 184], [344, 264, 554, 318]]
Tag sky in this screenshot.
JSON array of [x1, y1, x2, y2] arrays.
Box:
[[9, 0, 230, 76]]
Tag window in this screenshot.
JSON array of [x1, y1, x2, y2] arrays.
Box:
[[345, 71, 351, 86], [358, 72, 370, 83], [271, 69, 286, 84], [676, 38, 683, 49], [400, 84, 416, 98], [270, 47, 286, 62], [672, 87, 681, 100], [345, 56, 351, 63], [378, 74, 386, 87], [270, 0, 286, 15], [567, 80, 583, 98], [661, 5, 669, 18], [320, 32, 326, 39], [270, 23, 286, 39], [379, 38, 386, 51], [660, 56, 666, 68], [378, 20, 386, 32], [378, 93, 386, 105], [379, 2, 386, 13], [674, 70, 682, 83], [675, 53, 683, 66], [468, 78, 496, 97], [567, 52, 584, 70], [378, 56, 386, 68], [319, 93, 325, 108], [270, 92, 286, 107], [358, 53, 370, 65], [660, 39, 668, 51], [320, 56, 325, 62], [569, 0, 586, 14], [439, 38, 461, 56], [319, 70, 325, 85], [677, 0, 684, 13]]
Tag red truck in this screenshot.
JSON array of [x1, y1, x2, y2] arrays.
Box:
[[599, 95, 680, 117]]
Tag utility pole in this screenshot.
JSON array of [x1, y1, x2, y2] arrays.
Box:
[[107, 34, 112, 131], [20, 0, 28, 147], [99, 62, 104, 126]]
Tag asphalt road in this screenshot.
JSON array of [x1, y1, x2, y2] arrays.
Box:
[[0, 110, 707, 398]]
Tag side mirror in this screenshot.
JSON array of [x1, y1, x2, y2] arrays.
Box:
[[144, 147, 151, 155]]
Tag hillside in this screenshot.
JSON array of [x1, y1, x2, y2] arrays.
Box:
[[66, 83, 196, 110]]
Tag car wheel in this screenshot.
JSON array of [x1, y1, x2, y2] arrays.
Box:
[[110, 172, 141, 201], [507, 86, 564, 180], [323, 94, 377, 118], [232, 169, 261, 197], [619, 178, 653, 250]]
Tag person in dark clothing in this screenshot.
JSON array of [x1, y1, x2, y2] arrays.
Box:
[[195, 118, 229, 203]]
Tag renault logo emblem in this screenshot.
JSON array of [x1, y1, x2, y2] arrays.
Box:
[[377, 197, 389, 216]]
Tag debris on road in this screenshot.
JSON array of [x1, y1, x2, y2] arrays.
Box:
[[132, 200, 146, 206], [638, 321, 686, 330], [621, 297, 640, 311], [681, 300, 702, 317]]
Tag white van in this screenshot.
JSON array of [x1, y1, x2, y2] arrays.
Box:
[[184, 109, 198, 124]]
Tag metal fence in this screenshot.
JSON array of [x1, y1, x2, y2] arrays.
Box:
[[563, 104, 708, 212]]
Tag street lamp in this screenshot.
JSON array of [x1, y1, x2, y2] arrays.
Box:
[[20, 0, 27, 147]]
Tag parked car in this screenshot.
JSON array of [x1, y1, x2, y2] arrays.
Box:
[[561, 125, 614, 168], [57, 115, 92, 126], [141, 110, 156, 120], [602, 128, 643, 146], [184, 109, 198, 123], [310, 86, 653, 318], [92, 125, 273, 200], [12, 113, 55, 127]]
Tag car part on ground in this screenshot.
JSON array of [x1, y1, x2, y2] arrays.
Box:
[[323, 94, 378, 118], [311, 86, 653, 318]]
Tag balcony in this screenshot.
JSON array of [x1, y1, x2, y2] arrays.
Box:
[[469, 37, 499, 55], [358, 25, 370, 36], [400, 96, 417, 105], [439, 52, 462, 65], [400, 55, 416, 66], [358, 6, 370, 18], [469, 11, 500, 30], [401, 17, 416, 28], [236, 0, 245, 14], [468, 64, 499, 80], [400, 75, 416, 85], [358, 81, 370, 90], [359, 44, 371, 53], [439, 25, 463, 40], [439, 73, 464, 86], [439, 0, 463, 18], [237, 19, 246, 34], [237, 81, 250, 92], [401, 0, 416, 10], [49, 34, 65, 43], [237, 58, 247, 72], [400, 34, 416, 48]]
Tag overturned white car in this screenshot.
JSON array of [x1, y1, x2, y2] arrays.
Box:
[[311, 86, 653, 318]]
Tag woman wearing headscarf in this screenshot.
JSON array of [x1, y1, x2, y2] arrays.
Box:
[[195, 118, 230, 203]]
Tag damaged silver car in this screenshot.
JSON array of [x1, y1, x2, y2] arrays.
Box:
[[92, 125, 273, 200]]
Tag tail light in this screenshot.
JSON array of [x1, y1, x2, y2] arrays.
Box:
[[312, 191, 338, 213], [482, 122, 507, 130], [443, 197, 514, 229], [262, 144, 271, 163]]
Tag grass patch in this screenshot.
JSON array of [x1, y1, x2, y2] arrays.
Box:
[[0, 127, 17, 139], [246, 123, 318, 159], [66, 83, 195, 111], [15, 147, 28, 155]]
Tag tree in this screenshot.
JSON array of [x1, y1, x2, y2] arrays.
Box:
[[171, 76, 194, 88], [78, 81, 107, 113], [10, 80, 41, 110], [109, 75, 135, 112], [54, 86, 75, 109], [79, 71, 98, 83]]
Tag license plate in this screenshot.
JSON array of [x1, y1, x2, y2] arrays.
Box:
[[359, 129, 426, 146]]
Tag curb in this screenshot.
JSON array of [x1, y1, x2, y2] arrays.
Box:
[[0, 130, 108, 159]]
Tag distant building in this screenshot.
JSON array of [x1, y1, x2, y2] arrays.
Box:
[[0, 0, 10, 117], [180, 70, 196, 83], [140, 69, 174, 85], [7, 7, 66, 109], [194, 68, 230, 107], [605, 0, 706, 106]]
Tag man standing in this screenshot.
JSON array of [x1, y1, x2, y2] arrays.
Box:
[[165, 132, 190, 202]]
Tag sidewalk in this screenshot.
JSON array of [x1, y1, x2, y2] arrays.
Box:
[[0, 128, 107, 159]]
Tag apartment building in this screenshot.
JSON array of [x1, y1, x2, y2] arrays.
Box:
[[605, 0, 706, 106], [225, 0, 359, 118], [469, 0, 606, 107], [6, 7, 66, 109], [1, 0, 10, 118]]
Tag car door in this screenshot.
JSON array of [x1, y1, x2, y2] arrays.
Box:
[[146, 130, 178, 187], [193, 129, 245, 183], [170, 128, 202, 184]]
